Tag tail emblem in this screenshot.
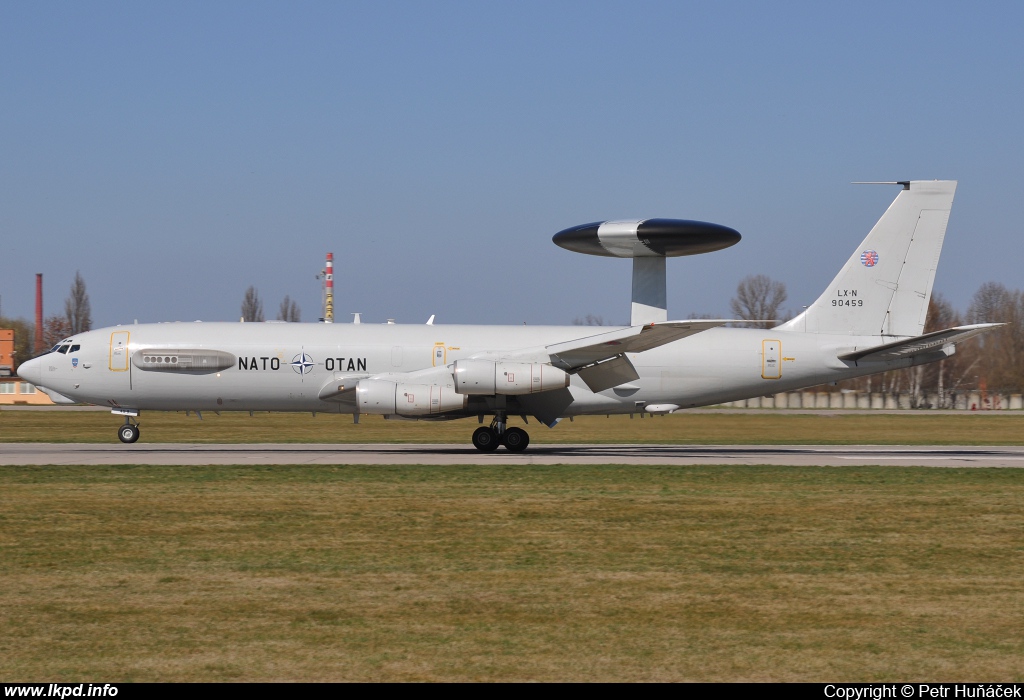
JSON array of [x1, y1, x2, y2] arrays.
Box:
[[860, 250, 879, 267]]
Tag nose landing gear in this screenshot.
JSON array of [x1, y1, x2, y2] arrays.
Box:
[[115, 412, 140, 443]]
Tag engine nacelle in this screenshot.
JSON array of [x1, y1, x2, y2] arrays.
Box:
[[453, 359, 570, 395], [356, 379, 467, 416]]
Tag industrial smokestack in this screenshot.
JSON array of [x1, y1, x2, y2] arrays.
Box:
[[34, 273, 44, 353], [324, 252, 334, 323]]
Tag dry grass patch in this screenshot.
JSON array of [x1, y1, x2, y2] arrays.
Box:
[[2, 409, 1023, 444], [0, 464, 1022, 681]]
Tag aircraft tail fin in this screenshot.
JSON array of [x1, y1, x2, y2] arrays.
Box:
[[777, 180, 957, 337]]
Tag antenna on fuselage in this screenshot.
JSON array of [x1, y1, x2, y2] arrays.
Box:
[[552, 219, 741, 325]]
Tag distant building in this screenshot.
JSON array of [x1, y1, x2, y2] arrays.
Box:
[[0, 378, 54, 405], [0, 329, 13, 377], [0, 327, 53, 404]]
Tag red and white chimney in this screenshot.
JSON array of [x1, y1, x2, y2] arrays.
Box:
[[324, 253, 334, 323], [34, 273, 44, 353]]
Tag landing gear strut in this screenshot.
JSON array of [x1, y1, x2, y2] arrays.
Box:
[[471, 413, 530, 452], [117, 416, 140, 444]]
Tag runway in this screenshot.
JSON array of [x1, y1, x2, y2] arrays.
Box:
[[3, 443, 1024, 467]]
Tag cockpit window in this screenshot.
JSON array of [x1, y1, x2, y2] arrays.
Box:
[[45, 339, 78, 356]]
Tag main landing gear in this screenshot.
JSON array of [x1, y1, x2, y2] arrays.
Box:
[[117, 415, 140, 443], [472, 414, 530, 452]]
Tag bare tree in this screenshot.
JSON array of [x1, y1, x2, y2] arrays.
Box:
[[43, 315, 73, 349], [966, 282, 1024, 392], [572, 314, 606, 326], [241, 286, 264, 322], [43, 317, 73, 350], [967, 282, 1012, 324], [64, 271, 92, 334], [729, 275, 788, 329], [277, 296, 301, 322], [922, 293, 961, 407]]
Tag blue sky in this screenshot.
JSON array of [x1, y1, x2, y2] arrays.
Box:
[[2, 1, 1022, 327]]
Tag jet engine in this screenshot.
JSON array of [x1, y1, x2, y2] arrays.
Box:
[[356, 379, 467, 416], [453, 359, 569, 395]]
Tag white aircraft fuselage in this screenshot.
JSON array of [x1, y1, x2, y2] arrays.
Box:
[[21, 322, 915, 415], [17, 180, 1001, 450]]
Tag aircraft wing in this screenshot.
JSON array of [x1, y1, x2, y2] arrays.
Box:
[[547, 320, 727, 368], [544, 320, 728, 392], [838, 323, 1004, 363]]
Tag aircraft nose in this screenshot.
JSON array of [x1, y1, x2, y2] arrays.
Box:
[[17, 356, 41, 385]]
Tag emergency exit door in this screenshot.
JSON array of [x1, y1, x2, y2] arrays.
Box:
[[762, 339, 781, 379], [109, 331, 130, 371]]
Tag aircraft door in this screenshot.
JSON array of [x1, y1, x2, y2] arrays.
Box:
[[109, 331, 130, 372], [761, 339, 781, 379], [432, 343, 446, 367]]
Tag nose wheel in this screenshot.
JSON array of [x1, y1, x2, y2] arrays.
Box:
[[117, 418, 140, 444]]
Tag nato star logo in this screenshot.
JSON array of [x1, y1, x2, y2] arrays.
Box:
[[290, 353, 314, 375]]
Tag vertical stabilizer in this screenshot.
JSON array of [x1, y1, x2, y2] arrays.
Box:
[[777, 180, 956, 337]]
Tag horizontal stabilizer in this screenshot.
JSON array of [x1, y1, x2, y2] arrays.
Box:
[[548, 320, 728, 370], [838, 323, 1004, 363]]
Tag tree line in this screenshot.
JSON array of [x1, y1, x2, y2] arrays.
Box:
[[240, 286, 301, 322]]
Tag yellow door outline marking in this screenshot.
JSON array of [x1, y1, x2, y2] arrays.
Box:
[[761, 339, 781, 379], [109, 331, 130, 372], [432, 343, 446, 367]]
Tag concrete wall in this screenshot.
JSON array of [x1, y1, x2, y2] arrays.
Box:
[[718, 390, 1024, 410]]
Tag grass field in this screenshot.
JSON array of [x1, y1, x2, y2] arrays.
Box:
[[2, 408, 1024, 444], [1, 463, 1023, 681]]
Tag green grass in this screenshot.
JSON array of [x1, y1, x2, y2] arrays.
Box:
[[1, 464, 1022, 681], [2, 408, 1024, 444]]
